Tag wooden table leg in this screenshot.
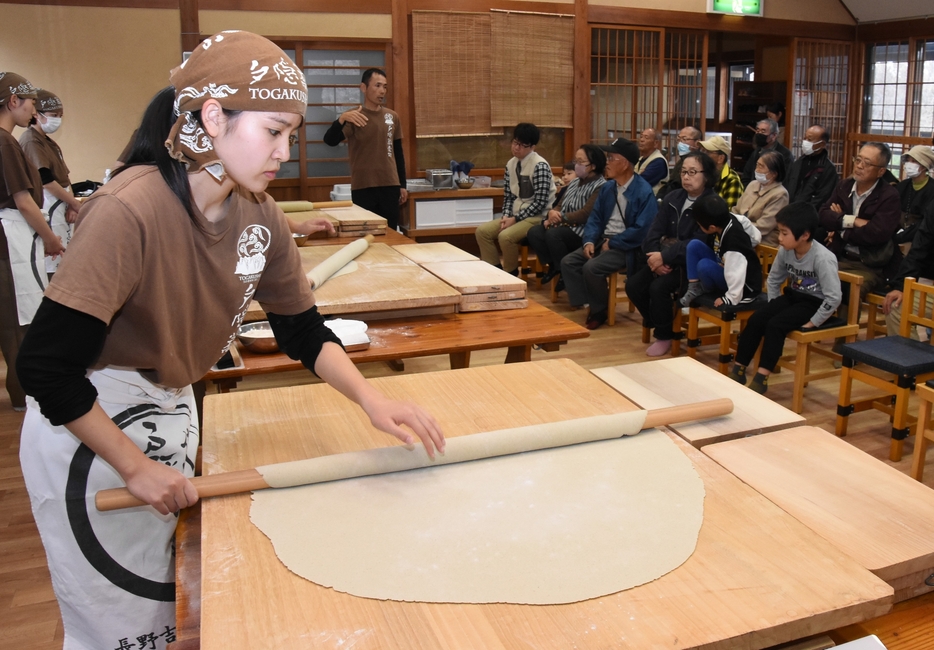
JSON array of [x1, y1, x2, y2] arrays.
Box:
[[449, 351, 471, 369], [387, 359, 405, 372], [505, 345, 532, 364]]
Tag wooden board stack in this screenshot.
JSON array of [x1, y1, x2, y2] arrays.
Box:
[[421, 259, 528, 312], [318, 206, 387, 238]]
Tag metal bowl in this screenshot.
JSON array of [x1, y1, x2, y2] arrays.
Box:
[[293, 233, 308, 246], [456, 178, 475, 189], [238, 321, 279, 354]]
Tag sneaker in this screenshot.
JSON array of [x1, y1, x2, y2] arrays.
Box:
[[646, 339, 672, 357], [679, 281, 703, 308], [749, 373, 768, 394], [727, 364, 746, 385]]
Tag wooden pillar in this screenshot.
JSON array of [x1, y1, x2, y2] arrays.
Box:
[[391, 0, 414, 178], [573, 0, 590, 145], [179, 0, 200, 54]]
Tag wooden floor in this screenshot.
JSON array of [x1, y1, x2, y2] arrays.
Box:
[[2, 279, 934, 650]]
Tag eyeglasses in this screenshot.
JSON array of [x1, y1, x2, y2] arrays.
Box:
[[852, 156, 883, 169], [573, 159, 590, 166], [680, 168, 701, 177], [511, 139, 532, 149]]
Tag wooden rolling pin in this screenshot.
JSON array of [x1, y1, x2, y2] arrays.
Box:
[[277, 200, 353, 213], [95, 398, 732, 511]]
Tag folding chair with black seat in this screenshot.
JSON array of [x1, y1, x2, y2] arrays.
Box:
[[863, 289, 889, 340], [517, 241, 543, 287], [775, 270, 863, 414], [836, 278, 934, 462], [911, 379, 934, 481], [686, 294, 768, 373]]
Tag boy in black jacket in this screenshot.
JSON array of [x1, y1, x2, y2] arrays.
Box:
[[680, 194, 762, 308]]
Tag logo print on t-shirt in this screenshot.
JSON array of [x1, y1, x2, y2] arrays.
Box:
[[235, 225, 271, 279]]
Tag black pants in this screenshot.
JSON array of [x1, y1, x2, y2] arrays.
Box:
[[525, 224, 582, 270], [625, 264, 684, 340], [735, 291, 823, 372], [351, 186, 401, 231]]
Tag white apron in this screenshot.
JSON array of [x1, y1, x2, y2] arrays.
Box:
[[20, 367, 199, 650], [43, 187, 73, 274], [0, 207, 48, 325]]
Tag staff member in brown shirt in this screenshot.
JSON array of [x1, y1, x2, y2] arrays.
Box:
[[0, 73, 64, 411]]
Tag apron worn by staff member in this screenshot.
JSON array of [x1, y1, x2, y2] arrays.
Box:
[[0, 207, 48, 324], [20, 368, 198, 650], [44, 187, 72, 274]]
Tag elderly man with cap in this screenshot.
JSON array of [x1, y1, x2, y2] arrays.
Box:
[[560, 137, 657, 330], [698, 135, 743, 210], [634, 127, 669, 195], [658, 125, 702, 201], [742, 118, 794, 187], [785, 124, 838, 211], [19, 88, 81, 274], [894, 145, 934, 249], [0, 73, 64, 412]]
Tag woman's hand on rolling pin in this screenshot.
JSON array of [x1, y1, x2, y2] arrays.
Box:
[[124, 457, 199, 515], [362, 395, 446, 459]]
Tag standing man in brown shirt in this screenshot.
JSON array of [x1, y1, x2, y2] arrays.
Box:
[[324, 68, 407, 230]]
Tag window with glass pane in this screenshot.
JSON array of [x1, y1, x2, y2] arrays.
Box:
[[863, 42, 909, 136]]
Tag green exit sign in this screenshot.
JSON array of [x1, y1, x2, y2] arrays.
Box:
[[708, 0, 763, 16]]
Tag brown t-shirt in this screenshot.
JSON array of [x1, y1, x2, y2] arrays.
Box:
[[0, 128, 43, 210], [19, 127, 71, 187], [46, 166, 315, 388], [343, 106, 402, 190]]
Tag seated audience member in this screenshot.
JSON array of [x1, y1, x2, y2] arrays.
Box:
[[819, 142, 901, 300], [552, 160, 577, 207], [729, 203, 842, 394], [742, 118, 793, 187], [698, 135, 743, 210], [785, 124, 838, 210], [527, 145, 607, 290], [894, 145, 934, 247], [679, 194, 762, 308], [625, 151, 714, 356], [734, 151, 789, 247], [561, 138, 657, 330], [476, 122, 556, 275], [658, 126, 701, 201], [883, 199, 934, 338], [634, 128, 669, 195]]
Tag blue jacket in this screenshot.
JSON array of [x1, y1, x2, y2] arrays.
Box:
[[582, 174, 658, 253]]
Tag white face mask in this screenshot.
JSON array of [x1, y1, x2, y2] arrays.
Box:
[[574, 162, 590, 179], [677, 142, 691, 156], [40, 115, 62, 134], [755, 171, 770, 185], [801, 140, 818, 156], [904, 162, 923, 179]]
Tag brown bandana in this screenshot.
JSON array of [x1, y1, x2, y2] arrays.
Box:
[[0, 72, 38, 107], [36, 89, 63, 113], [166, 30, 308, 181]]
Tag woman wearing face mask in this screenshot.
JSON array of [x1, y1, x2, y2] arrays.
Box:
[[15, 33, 444, 650], [19, 89, 81, 274], [526, 144, 607, 290], [894, 145, 934, 247], [0, 73, 65, 413], [733, 151, 789, 247]]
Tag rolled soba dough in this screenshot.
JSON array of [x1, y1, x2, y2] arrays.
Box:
[[250, 425, 705, 605]]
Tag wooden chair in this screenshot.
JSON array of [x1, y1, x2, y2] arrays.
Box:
[[517, 243, 543, 287], [863, 290, 888, 340], [911, 380, 934, 481], [836, 278, 934, 461], [775, 270, 863, 414], [685, 244, 778, 374]]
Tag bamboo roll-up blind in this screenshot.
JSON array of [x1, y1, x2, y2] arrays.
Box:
[[412, 11, 497, 137], [490, 11, 574, 128]]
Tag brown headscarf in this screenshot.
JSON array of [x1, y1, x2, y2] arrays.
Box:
[[167, 31, 308, 181], [0, 72, 38, 107], [35, 89, 63, 113]]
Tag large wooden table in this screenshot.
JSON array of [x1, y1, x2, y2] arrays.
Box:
[[174, 359, 893, 649], [204, 300, 588, 391]]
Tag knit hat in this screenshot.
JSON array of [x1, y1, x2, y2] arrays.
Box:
[[35, 89, 63, 113], [600, 138, 640, 165], [906, 145, 934, 172], [0, 72, 38, 107], [166, 31, 308, 180], [699, 135, 731, 157]]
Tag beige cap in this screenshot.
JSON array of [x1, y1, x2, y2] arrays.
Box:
[[906, 145, 934, 171], [699, 135, 731, 156]]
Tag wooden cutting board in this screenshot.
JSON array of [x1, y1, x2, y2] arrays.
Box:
[[460, 290, 527, 303], [298, 243, 460, 316], [422, 260, 527, 294], [393, 242, 478, 264], [198, 358, 892, 650], [458, 299, 529, 312], [319, 205, 388, 228], [704, 425, 934, 603], [592, 357, 804, 447]]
